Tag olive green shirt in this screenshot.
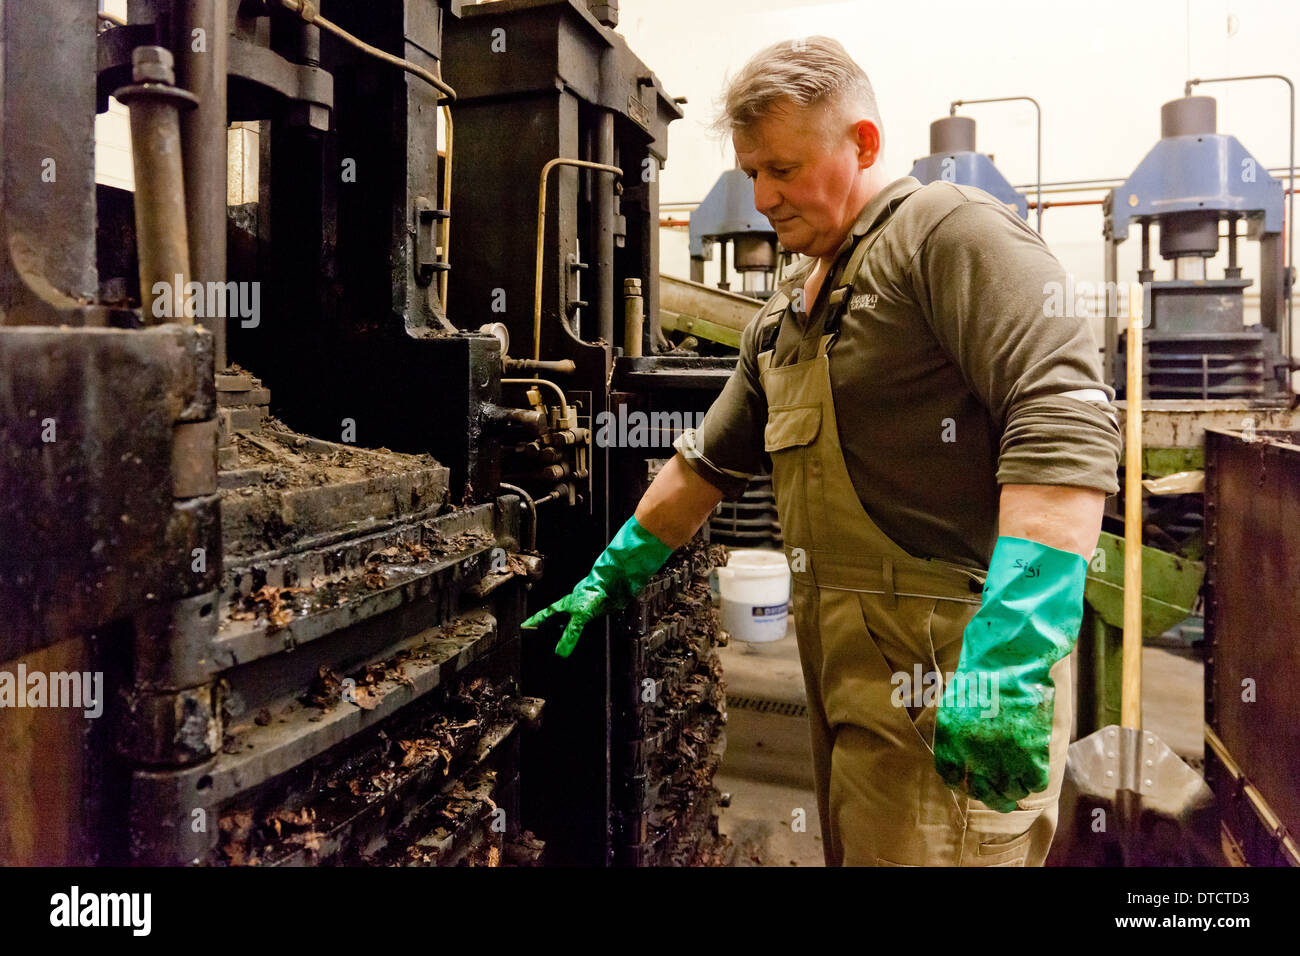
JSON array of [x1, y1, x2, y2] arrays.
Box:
[[673, 176, 1121, 570]]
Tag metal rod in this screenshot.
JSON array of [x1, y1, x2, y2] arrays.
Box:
[[1227, 215, 1239, 276], [115, 46, 198, 324], [596, 111, 616, 346], [623, 277, 644, 358], [440, 94, 453, 314], [503, 357, 576, 374], [950, 95, 1042, 233], [176, 0, 229, 366], [1187, 74, 1295, 372]]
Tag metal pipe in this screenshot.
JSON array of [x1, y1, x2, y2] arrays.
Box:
[[278, 0, 455, 102], [596, 111, 616, 345], [531, 486, 567, 506], [533, 158, 622, 363], [1186, 74, 1295, 376], [176, 0, 229, 366], [498, 482, 537, 551], [114, 46, 199, 324], [502, 377, 571, 415], [1027, 199, 1103, 209], [951, 95, 1042, 233]]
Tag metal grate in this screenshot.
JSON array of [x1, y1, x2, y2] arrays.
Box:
[[726, 695, 808, 719]]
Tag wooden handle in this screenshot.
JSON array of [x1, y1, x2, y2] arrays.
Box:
[[1122, 289, 1144, 730]]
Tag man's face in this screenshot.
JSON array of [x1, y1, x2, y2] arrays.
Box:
[[733, 103, 879, 259]]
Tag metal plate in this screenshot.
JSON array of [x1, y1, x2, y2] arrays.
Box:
[[1204, 427, 1300, 865]]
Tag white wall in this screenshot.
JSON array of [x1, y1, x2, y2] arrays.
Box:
[[95, 0, 133, 190], [616, 0, 1299, 351]]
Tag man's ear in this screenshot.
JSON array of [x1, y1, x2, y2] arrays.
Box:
[[854, 119, 882, 169]]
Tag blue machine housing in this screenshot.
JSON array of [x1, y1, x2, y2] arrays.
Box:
[[909, 151, 1028, 219], [1109, 134, 1283, 241], [688, 168, 774, 260], [1102, 96, 1291, 402]]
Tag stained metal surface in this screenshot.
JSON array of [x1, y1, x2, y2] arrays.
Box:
[[0, 0, 103, 325], [1204, 427, 1300, 866], [4, 0, 711, 869]]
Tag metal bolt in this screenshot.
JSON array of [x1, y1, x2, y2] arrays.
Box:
[[132, 45, 175, 85]]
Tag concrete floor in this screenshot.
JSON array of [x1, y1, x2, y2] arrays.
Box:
[[714, 612, 1205, 866]]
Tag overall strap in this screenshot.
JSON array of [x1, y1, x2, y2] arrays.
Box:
[[821, 228, 877, 337], [796, 231, 876, 361], [757, 290, 789, 355]]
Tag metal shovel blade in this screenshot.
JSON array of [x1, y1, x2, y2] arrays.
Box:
[[1047, 724, 1219, 866]]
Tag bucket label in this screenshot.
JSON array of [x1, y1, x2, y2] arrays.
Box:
[[752, 603, 789, 617]]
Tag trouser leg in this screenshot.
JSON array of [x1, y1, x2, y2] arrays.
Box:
[[790, 579, 840, 867], [821, 594, 1074, 866]]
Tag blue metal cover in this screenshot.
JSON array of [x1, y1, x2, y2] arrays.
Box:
[[1108, 133, 1284, 240], [689, 168, 776, 258], [908, 151, 1029, 219]]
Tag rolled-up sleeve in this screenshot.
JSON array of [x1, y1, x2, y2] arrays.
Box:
[[672, 310, 770, 500], [908, 200, 1121, 494]]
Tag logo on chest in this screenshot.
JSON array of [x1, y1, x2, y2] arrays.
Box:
[[850, 292, 879, 310]]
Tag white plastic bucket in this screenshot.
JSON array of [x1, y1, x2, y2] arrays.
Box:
[[716, 549, 790, 643]]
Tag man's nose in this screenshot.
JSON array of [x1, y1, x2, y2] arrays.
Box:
[[752, 175, 782, 217]]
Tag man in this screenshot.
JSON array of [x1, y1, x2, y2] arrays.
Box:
[[524, 37, 1120, 867]]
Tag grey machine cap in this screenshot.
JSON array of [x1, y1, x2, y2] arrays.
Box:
[[1161, 95, 1217, 138], [930, 115, 976, 154]]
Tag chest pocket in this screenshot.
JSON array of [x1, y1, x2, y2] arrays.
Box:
[[764, 403, 822, 452]]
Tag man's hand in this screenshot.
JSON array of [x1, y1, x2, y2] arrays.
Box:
[[521, 453, 724, 658], [521, 583, 608, 659], [933, 485, 1101, 811], [521, 515, 673, 657]]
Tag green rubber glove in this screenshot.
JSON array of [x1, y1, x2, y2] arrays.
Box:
[[933, 535, 1087, 812], [521, 515, 674, 658]]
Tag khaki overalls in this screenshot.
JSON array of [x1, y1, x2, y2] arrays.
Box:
[[756, 230, 1072, 867]]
